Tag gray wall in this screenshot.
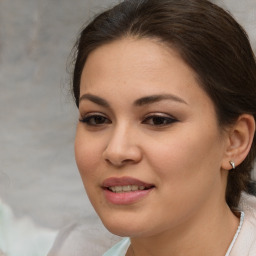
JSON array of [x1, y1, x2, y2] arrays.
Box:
[[0, 0, 119, 229], [0, 0, 255, 230]]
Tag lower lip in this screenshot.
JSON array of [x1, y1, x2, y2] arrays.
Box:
[[103, 188, 153, 205]]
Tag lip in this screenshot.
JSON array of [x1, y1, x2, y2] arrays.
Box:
[[102, 176, 154, 188], [102, 176, 155, 205]]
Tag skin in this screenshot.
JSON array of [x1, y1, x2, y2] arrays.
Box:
[[75, 38, 241, 256]]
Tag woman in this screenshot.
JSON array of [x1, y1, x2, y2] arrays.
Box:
[[50, 0, 256, 255]]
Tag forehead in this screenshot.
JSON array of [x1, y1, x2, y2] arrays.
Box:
[[80, 37, 211, 108], [84, 37, 180, 70]]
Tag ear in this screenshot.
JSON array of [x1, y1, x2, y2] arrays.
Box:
[[221, 114, 255, 170]]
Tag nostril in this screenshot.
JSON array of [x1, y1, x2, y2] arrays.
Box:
[[104, 158, 134, 167], [121, 159, 135, 164]]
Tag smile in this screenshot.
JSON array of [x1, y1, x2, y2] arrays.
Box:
[[102, 176, 155, 204], [108, 185, 148, 193]]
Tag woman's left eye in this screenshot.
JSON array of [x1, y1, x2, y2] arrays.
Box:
[[142, 115, 177, 126]]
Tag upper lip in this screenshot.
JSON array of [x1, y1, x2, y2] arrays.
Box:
[[102, 176, 154, 188]]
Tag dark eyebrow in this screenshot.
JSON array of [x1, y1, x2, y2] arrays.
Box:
[[79, 94, 110, 108], [79, 93, 187, 108], [134, 94, 188, 106]]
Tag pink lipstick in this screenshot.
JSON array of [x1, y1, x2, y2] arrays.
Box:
[[102, 176, 154, 205]]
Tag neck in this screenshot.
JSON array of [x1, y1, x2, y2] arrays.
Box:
[[128, 201, 239, 256]]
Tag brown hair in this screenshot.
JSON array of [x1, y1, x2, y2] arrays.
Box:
[[71, 0, 256, 208]]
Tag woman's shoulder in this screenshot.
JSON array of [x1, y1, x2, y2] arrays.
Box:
[[231, 193, 256, 255], [239, 192, 256, 230], [103, 238, 130, 256]]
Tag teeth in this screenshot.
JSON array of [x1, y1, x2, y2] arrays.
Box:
[[123, 185, 132, 192], [109, 185, 146, 193], [132, 185, 138, 191]]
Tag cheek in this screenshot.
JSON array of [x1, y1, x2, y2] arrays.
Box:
[[74, 131, 106, 213], [74, 129, 104, 181], [144, 125, 224, 188], [141, 128, 225, 224]]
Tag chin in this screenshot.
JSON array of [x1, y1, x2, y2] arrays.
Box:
[[100, 215, 147, 237]]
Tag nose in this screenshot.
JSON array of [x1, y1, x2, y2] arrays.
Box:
[[103, 125, 142, 167]]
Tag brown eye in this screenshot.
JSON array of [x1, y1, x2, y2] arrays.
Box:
[[79, 115, 111, 126], [143, 115, 177, 126]]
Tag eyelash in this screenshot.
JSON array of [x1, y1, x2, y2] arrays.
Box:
[[79, 113, 178, 127], [142, 115, 177, 126], [79, 114, 111, 126]]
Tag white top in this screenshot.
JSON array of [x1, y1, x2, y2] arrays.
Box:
[[0, 199, 57, 256], [102, 238, 130, 256], [229, 193, 256, 255]]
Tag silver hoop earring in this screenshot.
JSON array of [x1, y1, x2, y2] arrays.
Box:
[[229, 161, 235, 170]]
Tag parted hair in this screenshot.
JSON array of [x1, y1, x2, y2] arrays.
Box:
[[71, 0, 256, 208]]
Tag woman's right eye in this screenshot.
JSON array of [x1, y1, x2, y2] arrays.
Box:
[[79, 114, 111, 126]]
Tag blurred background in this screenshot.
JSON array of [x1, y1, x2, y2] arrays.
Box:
[[0, 0, 255, 233]]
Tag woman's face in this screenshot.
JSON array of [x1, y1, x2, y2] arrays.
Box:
[[75, 38, 229, 238]]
